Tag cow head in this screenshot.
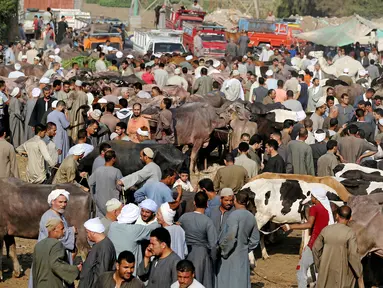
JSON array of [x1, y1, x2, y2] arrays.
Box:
[[239, 187, 257, 215]]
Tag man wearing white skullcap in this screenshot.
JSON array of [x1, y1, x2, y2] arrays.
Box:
[[206, 188, 235, 234], [29, 189, 77, 287], [108, 203, 160, 275], [118, 147, 162, 191], [282, 186, 334, 288], [167, 67, 188, 91], [52, 146, 89, 192], [310, 98, 326, 131], [8, 63, 25, 79], [136, 199, 158, 226], [157, 202, 188, 259], [99, 198, 123, 234], [78, 217, 116, 288], [8, 87, 24, 147]]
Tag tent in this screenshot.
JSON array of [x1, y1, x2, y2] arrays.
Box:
[[296, 15, 383, 47]]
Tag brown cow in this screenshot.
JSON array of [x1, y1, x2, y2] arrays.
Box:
[[0, 178, 93, 281]]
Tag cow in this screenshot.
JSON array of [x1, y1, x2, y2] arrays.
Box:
[[0, 178, 93, 281], [240, 178, 340, 261], [80, 142, 189, 176]]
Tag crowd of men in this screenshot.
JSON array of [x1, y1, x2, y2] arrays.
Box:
[[0, 7, 382, 287]]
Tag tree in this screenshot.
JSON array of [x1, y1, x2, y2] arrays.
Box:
[[0, 0, 18, 42]]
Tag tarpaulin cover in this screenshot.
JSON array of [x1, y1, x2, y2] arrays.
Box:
[[296, 15, 381, 46]]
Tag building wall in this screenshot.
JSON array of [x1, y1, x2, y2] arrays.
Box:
[[23, 0, 75, 10]]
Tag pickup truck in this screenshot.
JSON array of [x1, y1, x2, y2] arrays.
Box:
[[132, 30, 186, 55], [165, 7, 206, 30], [238, 18, 306, 48], [23, 8, 90, 39], [183, 23, 227, 58]]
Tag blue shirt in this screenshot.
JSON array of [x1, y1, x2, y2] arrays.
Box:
[[134, 181, 174, 208], [205, 195, 220, 215]]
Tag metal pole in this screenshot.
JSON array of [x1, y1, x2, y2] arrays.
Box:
[[254, 0, 260, 18]]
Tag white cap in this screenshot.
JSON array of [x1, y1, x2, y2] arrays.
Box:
[[379, 119, 383, 126], [116, 51, 123, 59], [54, 48, 60, 55], [142, 147, 154, 158], [106, 198, 122, 212], [266, 44, 271, 47], [21, 55, 28, 59], [34, 56, 40, 61], [213, 60, 220, 68], [266, 70, 273, 76], [51, 100, 58, 108], [221, 188, 234, 196], [75, 80, 82, 87], [39, 77, 50, 84], [72, 145, 85, 156], [359, 70, 367, 76], [90, 109, 102, 121], [10, 87, 20, 97], [343, 68, 349, 73], [30, 42, 36, 48], [98, 98, 107, 104], [185, 55, 193, 61], [232, 70, 240, 76], [316, 99, 326, 108], [107, 46, 114, 51], [243, 55, 248, 59], [110, 132, 118, 140], [174, 68, 181, 75], [126, 54, 134, 59], [137, 127, 149, 136], [14, 63, 21, 70], [49, 55, 55, 59], [296, 110, 306, 121], [84, 217, 105, 233], [32, 87, 41, 97], [139, 199, 158, 212], [47, 189, 70, 205]]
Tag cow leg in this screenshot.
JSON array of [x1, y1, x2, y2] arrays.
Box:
[[0, 235, 3, 281], [190, 140, 203, 173], [260, 235, 270, 259], [4, 235, 22, 278]]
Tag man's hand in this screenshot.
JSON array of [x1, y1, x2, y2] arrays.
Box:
[[281, 224, 290, 232], [57, 149, 62, 155], [144, 246, 154, 259], [117, 179, 124, 186], [79, 172, 87, 178], [81, 186, 89, 192], [72, 226, 78, 234], [77, 263, 83, 272], [356, 157, 362, 165]]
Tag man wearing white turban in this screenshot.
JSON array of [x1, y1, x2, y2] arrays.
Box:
[[136, 199, 158, 226], [79, 217, 116, 288], [157, 202, 188, 259], [100, 198, 123, 234], [108, 204, 160, 275], [282, 186, 334, 288], [29, 189, 76, 288]]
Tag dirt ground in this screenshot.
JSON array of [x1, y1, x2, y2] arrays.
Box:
[[0, 156, 300, 287]]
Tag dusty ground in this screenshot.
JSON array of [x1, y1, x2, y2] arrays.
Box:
[[0, 156, 300, 287]]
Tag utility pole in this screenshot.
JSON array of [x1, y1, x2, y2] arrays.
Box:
[[254, 0, 260, 18]]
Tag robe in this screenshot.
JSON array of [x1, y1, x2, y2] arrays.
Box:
[[78, 237, 116, 288], [9, 97, 24, 148], [193, 75, 213, 96], [313, 223, 362, 288], [67, 91, 88, 141], [108, 222, 159, 275], [0, 138, 19, 178], [179, 212, 217, 288], [218, 209, 260, 288], [88, 166, 123, 217], [193, 35, 204, 57], [47, 110, 70, 163], [32, 238, 79, 288], [137, 251, 180, 288], [287, 140, 315, 176], [238, 35, 249, 56], [24, 98, 37, 143], [52, 155, 79, 185], [95, 271, 144, 288], [153, 109, 175, 144], [165, 225, 188, 260], [29, 97, 57, 127]]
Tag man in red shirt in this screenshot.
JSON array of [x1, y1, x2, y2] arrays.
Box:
[[282, 187, 334, 288], [142, 66, 155, 84], [33, 15, 41, 40]]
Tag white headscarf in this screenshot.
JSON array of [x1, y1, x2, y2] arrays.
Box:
[[84, 217, 105, 233], [160, 202, 176, 226], [139, 199, 158, 213], [117, 204, 140, 224], [311, 187, 334, 225], [314, 131, 326, 142], [47, 189, 70, 205]]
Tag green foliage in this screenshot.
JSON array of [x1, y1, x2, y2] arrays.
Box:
[[86, 0, 99, 3], [62, 56, 111, 71], [0, 0, 17, 41], [99, 0, 132, 7]]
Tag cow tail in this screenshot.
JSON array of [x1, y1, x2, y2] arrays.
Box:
[[88, 193, 96, 218]]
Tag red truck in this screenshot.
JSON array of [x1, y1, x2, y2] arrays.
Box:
[[183, 23, 227, 58], [238, 19, 306, 48], [165, 7, 206, 30]]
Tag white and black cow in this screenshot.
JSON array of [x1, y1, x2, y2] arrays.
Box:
[[334, 164, 383, 196], [240, 178, 340, 261]]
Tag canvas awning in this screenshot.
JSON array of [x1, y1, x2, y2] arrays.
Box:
[[296, 15, 382, 46]]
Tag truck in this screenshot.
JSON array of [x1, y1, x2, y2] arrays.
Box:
[[132, 30, 186, 55], [183, 23, 227, 58], [23, 8, 90, 39], [238, 18, 306, 48], [165, 7, 206, 30]]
